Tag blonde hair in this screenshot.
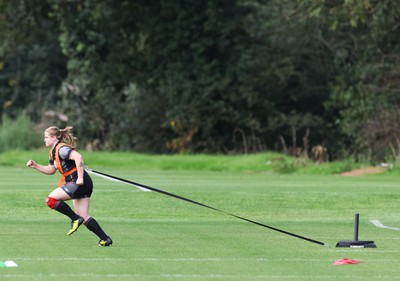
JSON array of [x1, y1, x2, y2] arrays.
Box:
[[45, 126, 77, 148]]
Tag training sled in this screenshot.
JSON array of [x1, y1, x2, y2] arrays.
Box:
[[336, 214, 376, 248]]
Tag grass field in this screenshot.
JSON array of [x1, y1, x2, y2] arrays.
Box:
[[1, 152, 400, 280]]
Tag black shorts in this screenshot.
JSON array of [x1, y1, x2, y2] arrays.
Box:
[[61, 172, 93, 199]]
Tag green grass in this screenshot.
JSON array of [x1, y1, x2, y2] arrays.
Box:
[[0, 149, 376, 174], [0, 149, 281, 172], [1, 151, 400, 280]]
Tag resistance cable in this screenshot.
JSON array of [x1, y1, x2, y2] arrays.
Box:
[[86, 168, 330, 247]]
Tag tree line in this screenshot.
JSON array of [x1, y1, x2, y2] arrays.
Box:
[[1, 0, 399, 161]]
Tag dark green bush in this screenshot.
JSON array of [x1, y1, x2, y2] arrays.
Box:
[[0, 113, 42, 152]]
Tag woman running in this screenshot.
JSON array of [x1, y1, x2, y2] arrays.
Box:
[[26, 126, 112, 246]]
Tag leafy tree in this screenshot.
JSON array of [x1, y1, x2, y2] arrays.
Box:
[[1, 0, 399, 160], [303, 0, 400, 160], [0, 0, 66, 121]]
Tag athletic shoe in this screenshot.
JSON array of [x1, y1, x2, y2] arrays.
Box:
[[98, 237, 113, 247], [67, 217, 84, 236]]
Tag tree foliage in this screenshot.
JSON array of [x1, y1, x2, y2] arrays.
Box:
[[0, 0, 66, 120], [1, 0, 400, 160], [302, 0, 400, 160]]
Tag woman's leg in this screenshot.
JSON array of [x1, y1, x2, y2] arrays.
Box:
[[47, 188, 84, 235], [47, 188, 81, 220], [73, 198, 112, 245], [48, 187, 71, 201], [72, 197, 91, 221]]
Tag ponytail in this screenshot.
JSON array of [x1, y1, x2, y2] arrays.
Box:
[[45, 126, 77, 148]]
